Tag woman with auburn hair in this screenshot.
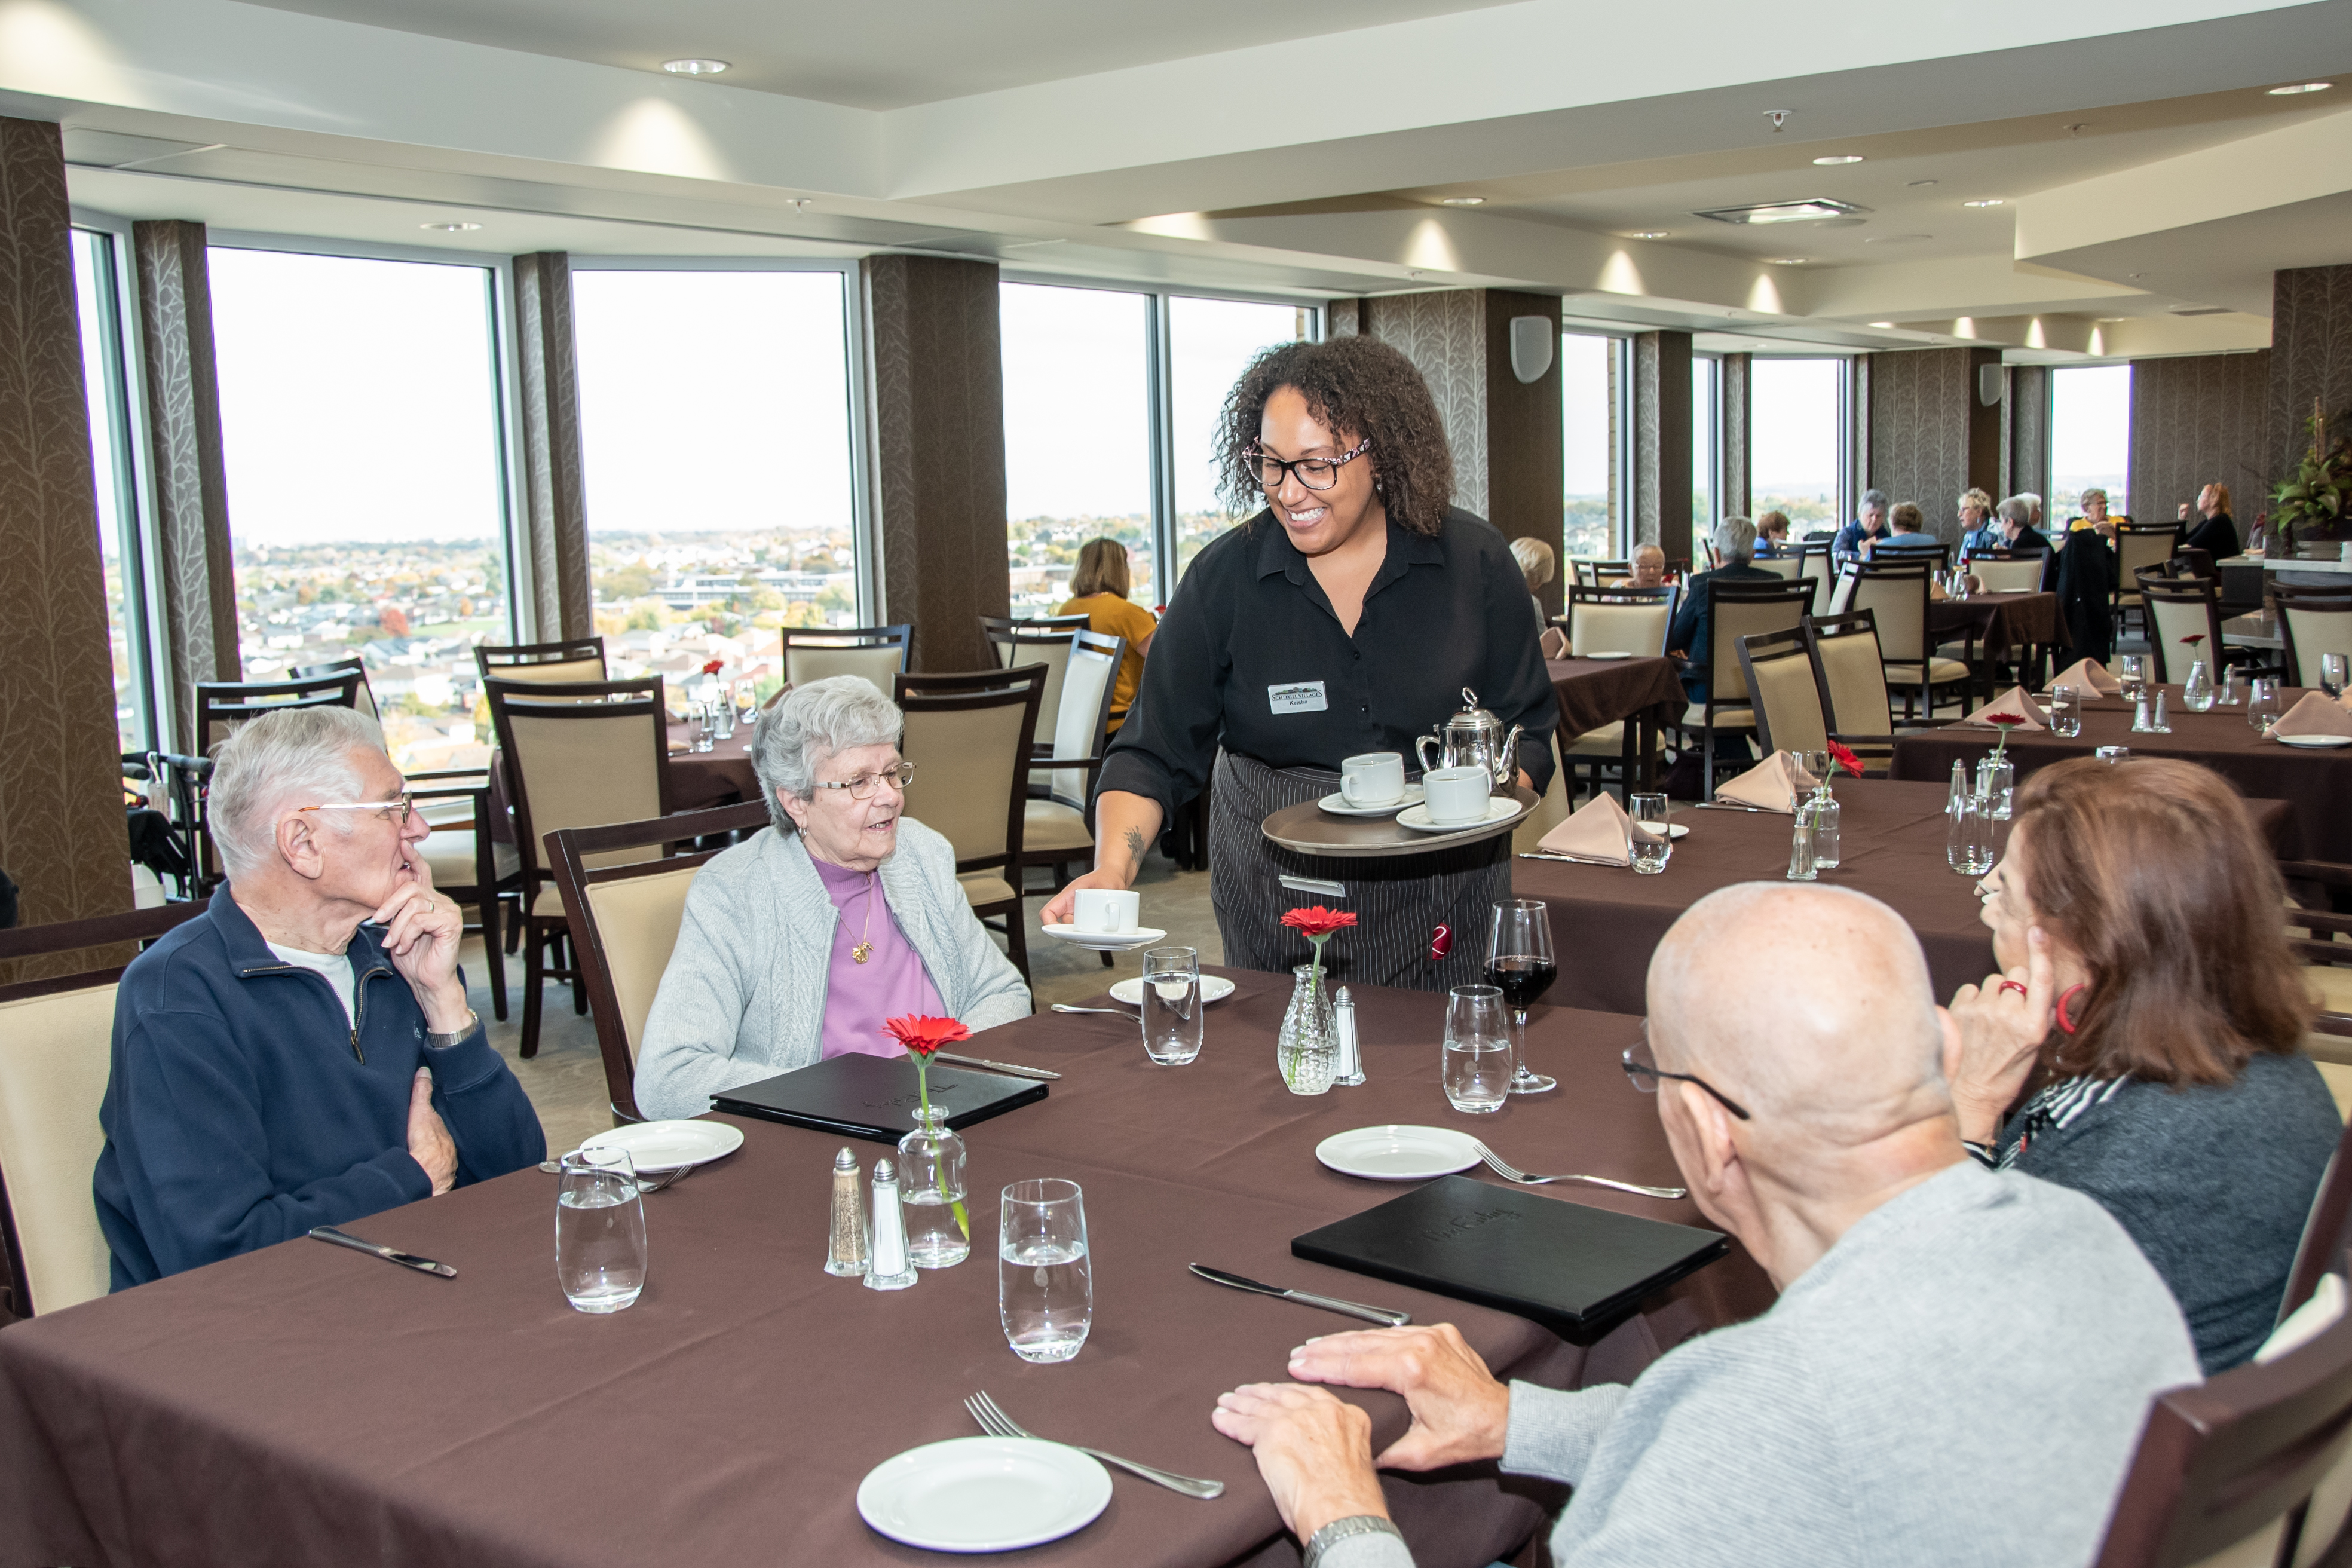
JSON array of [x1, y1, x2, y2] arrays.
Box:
[[1055, 538, 1157, 732], [1947, 757, 2336, 1372]]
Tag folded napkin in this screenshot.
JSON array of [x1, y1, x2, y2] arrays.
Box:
[[1714, 752, 1821, 813], [2048, 658, 2123, 696], [1959, 687, 2050, 729], [1539, 625, 1569, 660], [2270, 691, 2352, 739], [1536, 791, 1664, 865]]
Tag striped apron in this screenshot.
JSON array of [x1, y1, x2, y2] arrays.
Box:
[[1208, 751, 1508, 993]]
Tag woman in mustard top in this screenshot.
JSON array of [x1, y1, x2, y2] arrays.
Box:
[[1056, 540, 1157, 730]]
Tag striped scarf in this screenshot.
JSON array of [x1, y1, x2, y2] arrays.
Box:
[[1995, 1074, 2132, 1169]]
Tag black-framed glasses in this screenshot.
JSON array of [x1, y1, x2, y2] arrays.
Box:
[[1621, 1025, 1751, 1120], [813, 762, 915, 800], [1248, 434, 1373, 494]]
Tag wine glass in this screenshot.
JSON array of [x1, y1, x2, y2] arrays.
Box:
[[2322, 654, 2349, 701], [1486, 898, 1557, 1096]]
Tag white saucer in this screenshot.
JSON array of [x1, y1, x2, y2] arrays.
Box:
[[1317, 783, 1425, 817], [1316, 1125, 1481, 1181], [1042, 924, 1168, 951], [580, 1119, 745, 1175], [2277, 733, 2352, 749], [1397, 798, 1521, 833], [858, 1437, 1111, 1552], [1581, 651, 1636, 660], [1108, 975, 1238, 1007], [1635, 821, 1693, 839]]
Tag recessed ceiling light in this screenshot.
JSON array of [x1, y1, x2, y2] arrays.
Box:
[[1812, 154, 1864, 166], [2268, 81, 2333, 94], [1864, 233, 1932, 244], [1906, 179, 1940, 188], [1627, 231, 1670, 240], [1870, 321, 1896, 329], [419, 222, 481, 232], [1694, 198, 1867, 225], [1962, 198, 2005, 208], [1438, 196, 1486, 206], [662, 57, 730, 75], [1765, 257, 1808, 265]]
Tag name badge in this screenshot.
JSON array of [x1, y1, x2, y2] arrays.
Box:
[[1268, 681, 1328, 715]]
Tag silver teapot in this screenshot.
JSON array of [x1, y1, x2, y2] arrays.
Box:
[[1415, 688, 1523, 788]]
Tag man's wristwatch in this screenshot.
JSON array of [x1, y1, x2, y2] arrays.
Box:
[[424, 1010, 479, 1050], [1303, 1515, 1402, 1568]]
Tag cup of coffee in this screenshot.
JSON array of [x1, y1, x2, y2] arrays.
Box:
[[1073, 888, 1141, 934], [1339, 751, 1405, 807], [1422, 766, 1492, 827]]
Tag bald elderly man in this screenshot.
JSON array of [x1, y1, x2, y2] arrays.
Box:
[[1212, 884, 2197, 1568]]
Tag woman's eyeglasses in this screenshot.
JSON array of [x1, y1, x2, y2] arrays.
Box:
[[1248, 435, 1373, 494], [1621, 1025, 1751, 1120], [813, 763, 916, 800]]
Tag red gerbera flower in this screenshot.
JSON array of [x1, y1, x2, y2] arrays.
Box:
[[2180, 633, 2205, 647], [1985, 713, 2027, 728], [881, 1015, 971, 1058], [1280, 905, 1358, 939], [701, 658, 725, 675], [1825, 739, 1866, 777]]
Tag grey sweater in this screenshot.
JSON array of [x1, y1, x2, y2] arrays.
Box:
[[632, 822, 1032, 1121], [1323, 1162, 2198, 1568]]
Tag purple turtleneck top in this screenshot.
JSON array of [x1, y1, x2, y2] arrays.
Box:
[[810, 856, 943, 1060]]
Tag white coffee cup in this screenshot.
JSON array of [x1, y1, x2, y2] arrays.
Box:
[[1422, 766, 1492, 827], [1073, 888, 1141, 934], [1339, 751, 1406, 807]]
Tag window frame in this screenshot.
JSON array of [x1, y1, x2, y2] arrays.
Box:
[[1557, 326, 1632, 559], [1691, 351, 1722, 538], [1746, 351, 1855, 540]]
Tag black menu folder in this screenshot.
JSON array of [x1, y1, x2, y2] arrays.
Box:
[[1293, 1175, 1728, 1342], [711, 1053, 1046, 1144]]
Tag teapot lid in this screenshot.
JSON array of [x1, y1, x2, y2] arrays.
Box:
[[1449, 687, 1500, 726]]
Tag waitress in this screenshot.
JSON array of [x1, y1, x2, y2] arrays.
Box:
[[1039, 337, 1555, 990]]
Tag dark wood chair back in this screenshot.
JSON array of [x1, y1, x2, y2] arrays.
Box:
[[189, 672, 365, 887], [289, 654, 380, 721], [2274, 585, 2352, 690], [480, 678, 672, 888], [2284, 1117, 2352, 1326]]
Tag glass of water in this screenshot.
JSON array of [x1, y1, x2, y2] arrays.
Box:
[[2048, 685, 2081, 738], [1628, 792, 1673, 875], [2118, 655, 2149, 702], [2247, 677, 2283, 734], [999, 1179, 1091, 1363], [2322, 654, 2349, 700], [1140, 946, 1203, 1065], [1442, 984, 1513, 1113], [556, 1146, 647, 1313], [1946, 792, 1997, 876]]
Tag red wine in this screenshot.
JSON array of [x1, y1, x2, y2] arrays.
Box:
[[1485, 956, 1557, 1011]]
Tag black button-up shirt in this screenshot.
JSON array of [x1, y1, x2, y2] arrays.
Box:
[[1100, 506, 1557, 817]]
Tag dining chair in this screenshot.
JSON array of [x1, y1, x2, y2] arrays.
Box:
[[1791, 542, 1837, 618], [0, 901, 209, 1319], [290, 654, 381, 721], [1560, 584, 1677, 800], [979, 616, 1084, 788], [2281, 1113, 2352, 1331], [474, 636, 607, 685], [2112, 522, 2179, 636], [188, 670, 366, 890], [2276, 586, 2352, 690], [1682, 577, 1814, 796], [781, 625, 914, 691], [1021, 630, 1126, 904], [2136, 569, 2231, 684], [547, 798, 774, 1125], [1968, 556, 2048, 594], [1845, 561, 1973, 720], [893, 666, 1048, 986], [1800, 609, 1901, 773], [483, 676, 672, 1059], [1735, 626, 1830, 758], [1751, 555, 1802, 583]]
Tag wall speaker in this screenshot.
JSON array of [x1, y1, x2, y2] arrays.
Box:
[[1978, 363, 2005, 407], [1509, 316, 1555, 385]]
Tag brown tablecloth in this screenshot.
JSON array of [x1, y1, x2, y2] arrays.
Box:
[[483, 727, 760, 845], [1928, 591, 2065, 653], [0, 976, 1771, 1568], [1891, 690, 2350, 862], [1545, 656, 1682, 740]]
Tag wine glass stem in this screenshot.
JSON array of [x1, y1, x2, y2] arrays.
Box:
[[1511, 1007, 1531, 1081]]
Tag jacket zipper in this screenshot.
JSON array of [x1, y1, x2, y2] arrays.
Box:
[[243, 951, 394, 1064]]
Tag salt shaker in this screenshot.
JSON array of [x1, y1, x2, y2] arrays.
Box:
[[1331, 986, 1364, 1086], [2149, 687, 2172, 733], [1786, 810, 1818, 881], [825, 1146, 867, 1278], [2132, 690, 2154, 733], [865, 1158, 916, 1292]]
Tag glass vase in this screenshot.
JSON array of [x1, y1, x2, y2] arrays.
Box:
[[2182, 659, 2215, 713], [896, 1105, 970, 1269], [1975, 755, 2015, 820], [1809, 786, 1842, 869], [1277, 964, 1339, 1095]]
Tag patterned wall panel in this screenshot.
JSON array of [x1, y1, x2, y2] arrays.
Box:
[[2270, 264, 2352, 489], [1481, 290, 1564, 615], [1864, 347, 2000, 547], [512, 253, 593, 642], [2007, 365, 2050, 507], [2129, 350, 2271, 529], [1324, 297, 1362, 338], [0, 117, 136, 960], [1364, 291, 1489, 517], [132, 219, 240, 749], [1719, 353, 1751, 522], [1632, 331, 1692, 559], [863, 255, 1009, 673]]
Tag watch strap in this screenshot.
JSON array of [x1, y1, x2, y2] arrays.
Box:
[[1303, 1514, 1402, 1568], [424, 1010, 479, 1050]]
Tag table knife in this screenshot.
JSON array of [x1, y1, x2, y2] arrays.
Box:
[[936, 1051, 1061, 1082], [1189, 1263, 1409, 1327], [308, 1225, 457, 1279], [1694, 801, 1771, 813]]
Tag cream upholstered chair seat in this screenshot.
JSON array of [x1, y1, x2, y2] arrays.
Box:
[[786, 642, 905, 691], [1565, 719, 1669, 757], [1567, 598, 1671, 659], [420, 832, 520, 890], [488, 656, 605, 685], [1970, 558, 2046, 593], [958, 872, 1019, 907], [1680, 702, 1755, 730], [1024, 798, 1092, 855], [1884, 656, 1974, 684], [1738, 627, 1832, 756], [0, 984, 120, 1315], [580, 863, 705, 1065]]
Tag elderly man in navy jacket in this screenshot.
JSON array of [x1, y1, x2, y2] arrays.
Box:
[[95, 705, 544, 1288]]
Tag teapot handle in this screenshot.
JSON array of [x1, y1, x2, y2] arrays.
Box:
[[1415, 734, 1442, 775], [1496, 724, 1525, 785]]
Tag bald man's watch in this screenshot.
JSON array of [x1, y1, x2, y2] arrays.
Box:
[[424, 1010, 479, 1051]]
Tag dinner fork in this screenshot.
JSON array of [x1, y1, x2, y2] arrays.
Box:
[[1471, 1141, 1686, 1200], [965, 1392, 1224, 1500], [1049, 1004, 1126, 1015]]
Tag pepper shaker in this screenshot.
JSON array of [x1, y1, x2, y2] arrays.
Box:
[[825, 1147, 867, 1277]]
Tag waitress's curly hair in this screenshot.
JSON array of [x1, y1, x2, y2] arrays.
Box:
[[1215, 337, 1455, 537]]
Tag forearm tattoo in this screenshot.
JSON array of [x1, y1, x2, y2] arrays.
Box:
[[1123, 826, 1147, 864]]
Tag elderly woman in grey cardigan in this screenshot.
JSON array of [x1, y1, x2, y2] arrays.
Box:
[[633, 676, 1031, 1121]]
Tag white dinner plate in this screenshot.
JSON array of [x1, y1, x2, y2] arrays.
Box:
[[1316, 1125, 1482, 1181], [1108, 975, 1238, 1007], [1634, 822, 1693, 840], [858, 1437, 1111, 1553], [1316, 783, 1425, 817], [1042, 924, 1168, 952], [1396, 798, 1522, 833], [580, 1119, 745, 1175], [1581, 650, 1636, 660], [2276, 733, 2352, 749]]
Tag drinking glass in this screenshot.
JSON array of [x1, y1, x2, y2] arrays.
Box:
[[556, 1146, 647, 1313], [1140, 946, 1204, 1066], [1441, 984, 1513, 1114], [696, 702, 719, 752], [1946, 792, 1996, 876], [1485, 899, 1557, 1095], [1628, 792, 1673, 875], [736, 678, 761, 728], [999, 1179, 1091, 1363], [2323, 654, 2350, 701], [1799, 749, 1831, 789], [2047, 685, 2082, 739], [2118, 655, 2149, 702], [2247, 678, 2283, 735]]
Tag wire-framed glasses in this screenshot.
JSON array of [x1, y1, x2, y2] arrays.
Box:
[[1621, 1024, 1751, 1120], [813, 763, 916, 800], [298, 792, 416, 826], [1248, 434, 1373, 494]]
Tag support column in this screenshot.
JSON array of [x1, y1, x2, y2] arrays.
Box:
[[0, 117, 134, 957], [132, 219, 240, 749], [1633, 331, 1693, 562], [2005, 365, 2050, 505], [512, 252, 593, 643], [863, 255, 1009, 673], [1719, 352, 1752, 520]]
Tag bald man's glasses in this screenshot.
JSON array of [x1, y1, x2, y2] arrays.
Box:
[[1622, 1028, 1751, 1120]]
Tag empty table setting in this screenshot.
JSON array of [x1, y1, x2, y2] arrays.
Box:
[[0, 972, 1771, 1568]]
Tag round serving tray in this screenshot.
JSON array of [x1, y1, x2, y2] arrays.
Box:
[[1261, 786, 1538, 859]]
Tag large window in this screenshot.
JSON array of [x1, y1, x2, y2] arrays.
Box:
[[2051, 364, 2132, 521], [209, 247, 509, 772], [1168, 296, 1312, 581], [573, 268, 859, 697], [1001, 283, 1155, 611], [1561, 332, 1618, 558], [1750, 358, 1845, 534], [71, 228, 154, 754]]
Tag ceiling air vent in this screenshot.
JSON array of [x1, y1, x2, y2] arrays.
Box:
[[1693, 198, 1870, 225], [2168, 305, 2230, 316]]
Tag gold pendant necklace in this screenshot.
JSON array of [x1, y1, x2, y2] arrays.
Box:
[[852, 871, 875, 964]]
